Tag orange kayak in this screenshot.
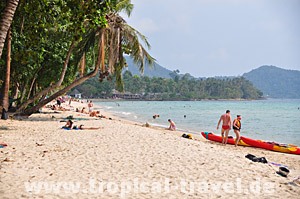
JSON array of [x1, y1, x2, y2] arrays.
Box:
[[241, 136, 300, 155], [201, 132, 249, 146]]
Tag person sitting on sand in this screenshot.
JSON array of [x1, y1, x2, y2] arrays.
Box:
[[62, 120, 101, 130], [51, 104, 58, 110], [167, 119, 176, 131], [81, 107, 88, 114], [62, 119, 73, 129]]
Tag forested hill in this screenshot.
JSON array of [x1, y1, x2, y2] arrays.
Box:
[[243, 66, 300, 98]]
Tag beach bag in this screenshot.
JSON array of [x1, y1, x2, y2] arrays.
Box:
[[182, 133, 193, 139], [245, 154, 268, 164]]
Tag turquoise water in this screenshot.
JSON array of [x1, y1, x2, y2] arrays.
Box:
[[95, 99, 300, 145]]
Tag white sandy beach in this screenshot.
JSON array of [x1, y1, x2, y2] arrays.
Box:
[[0, 101, 300, 199]]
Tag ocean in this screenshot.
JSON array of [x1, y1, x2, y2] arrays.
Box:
[[94, 99, 300, 145]]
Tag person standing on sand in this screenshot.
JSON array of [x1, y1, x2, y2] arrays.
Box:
[[88, 101, 93, 113], [217, 110, 232, 145], [57, 98, 61, 107], [232, 115, 242, 147]]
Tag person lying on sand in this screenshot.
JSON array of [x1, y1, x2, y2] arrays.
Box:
[[89, 111, 109, 119], [62, 120, 102, 130], [89, 111, 100, 117], [51, 105, 70, 111], [0, 142, 8, 147]]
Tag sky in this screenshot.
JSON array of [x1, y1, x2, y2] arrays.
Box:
[[122, 0, 300, 77]]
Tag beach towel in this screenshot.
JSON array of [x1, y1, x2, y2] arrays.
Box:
[[61, 126, 80, 130]]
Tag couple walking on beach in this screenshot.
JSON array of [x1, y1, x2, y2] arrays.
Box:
[[217, 110, 242, 147]]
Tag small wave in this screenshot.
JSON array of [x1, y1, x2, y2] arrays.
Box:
[[121, 112, 132, 115]]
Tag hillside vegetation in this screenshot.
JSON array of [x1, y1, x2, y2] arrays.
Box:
[[74, 71, 263, 100], [243, 65, 300, 98]]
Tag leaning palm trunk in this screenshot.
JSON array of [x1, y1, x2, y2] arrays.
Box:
[[0, 0, 19, 59], [22, 68, 99, 115], [79, 52, 86, 77], [26, 76, 37, 100], [15, 41, 76, 114], [21, 34, 104, 116]]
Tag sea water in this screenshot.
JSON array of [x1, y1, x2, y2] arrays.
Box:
[[94, 99, 300, 145]]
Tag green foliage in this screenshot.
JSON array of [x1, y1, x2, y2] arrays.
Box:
[[0, 0, 110, 103], [75, 71, 263, 100], [75, 75, 115, 98]]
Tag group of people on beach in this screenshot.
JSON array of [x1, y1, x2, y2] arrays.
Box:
[[164, 110, 242, 146], [59, 98, 241, 145], [51, 97, 110, 130], [217, 110, 242, 147]]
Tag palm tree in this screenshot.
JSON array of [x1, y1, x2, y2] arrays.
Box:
[[1, 27, 11, 119], [0, 0, 19, 59], [99, 11, 154, 90], [19, 0, 155, 115]]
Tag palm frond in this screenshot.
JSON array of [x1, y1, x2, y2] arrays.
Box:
[[115, 0, 133, 17], [73, 29, 98, 67]]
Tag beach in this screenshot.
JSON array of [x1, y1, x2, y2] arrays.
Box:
[[0, 101, 300, 198]]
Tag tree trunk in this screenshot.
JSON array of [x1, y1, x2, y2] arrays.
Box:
[[26, 76, 37, 100], [11, 82, 19, 107], [1, 27, 11, 119], [79, 53, 86, 77], [20, 35, 104, 116], [23, 68, 99, 115], [15, 41, 76, 113], [0, 0, 19, 59], [19, 83, 27, 103]]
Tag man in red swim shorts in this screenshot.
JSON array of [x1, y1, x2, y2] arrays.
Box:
[[217, 110, 232, 145]]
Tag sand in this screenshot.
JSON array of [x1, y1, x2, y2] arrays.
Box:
[[0, 100, 300, 199]]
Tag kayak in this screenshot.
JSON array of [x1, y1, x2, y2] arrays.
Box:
[[240, 136, 300, 155], [201, 132, 249, 146]]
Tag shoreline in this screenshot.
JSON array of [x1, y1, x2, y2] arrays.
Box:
[[89, 99, 205, 142], [0, 100, 300, 198], [86, 97, 267, 102], [91, 99, 300, 146]]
